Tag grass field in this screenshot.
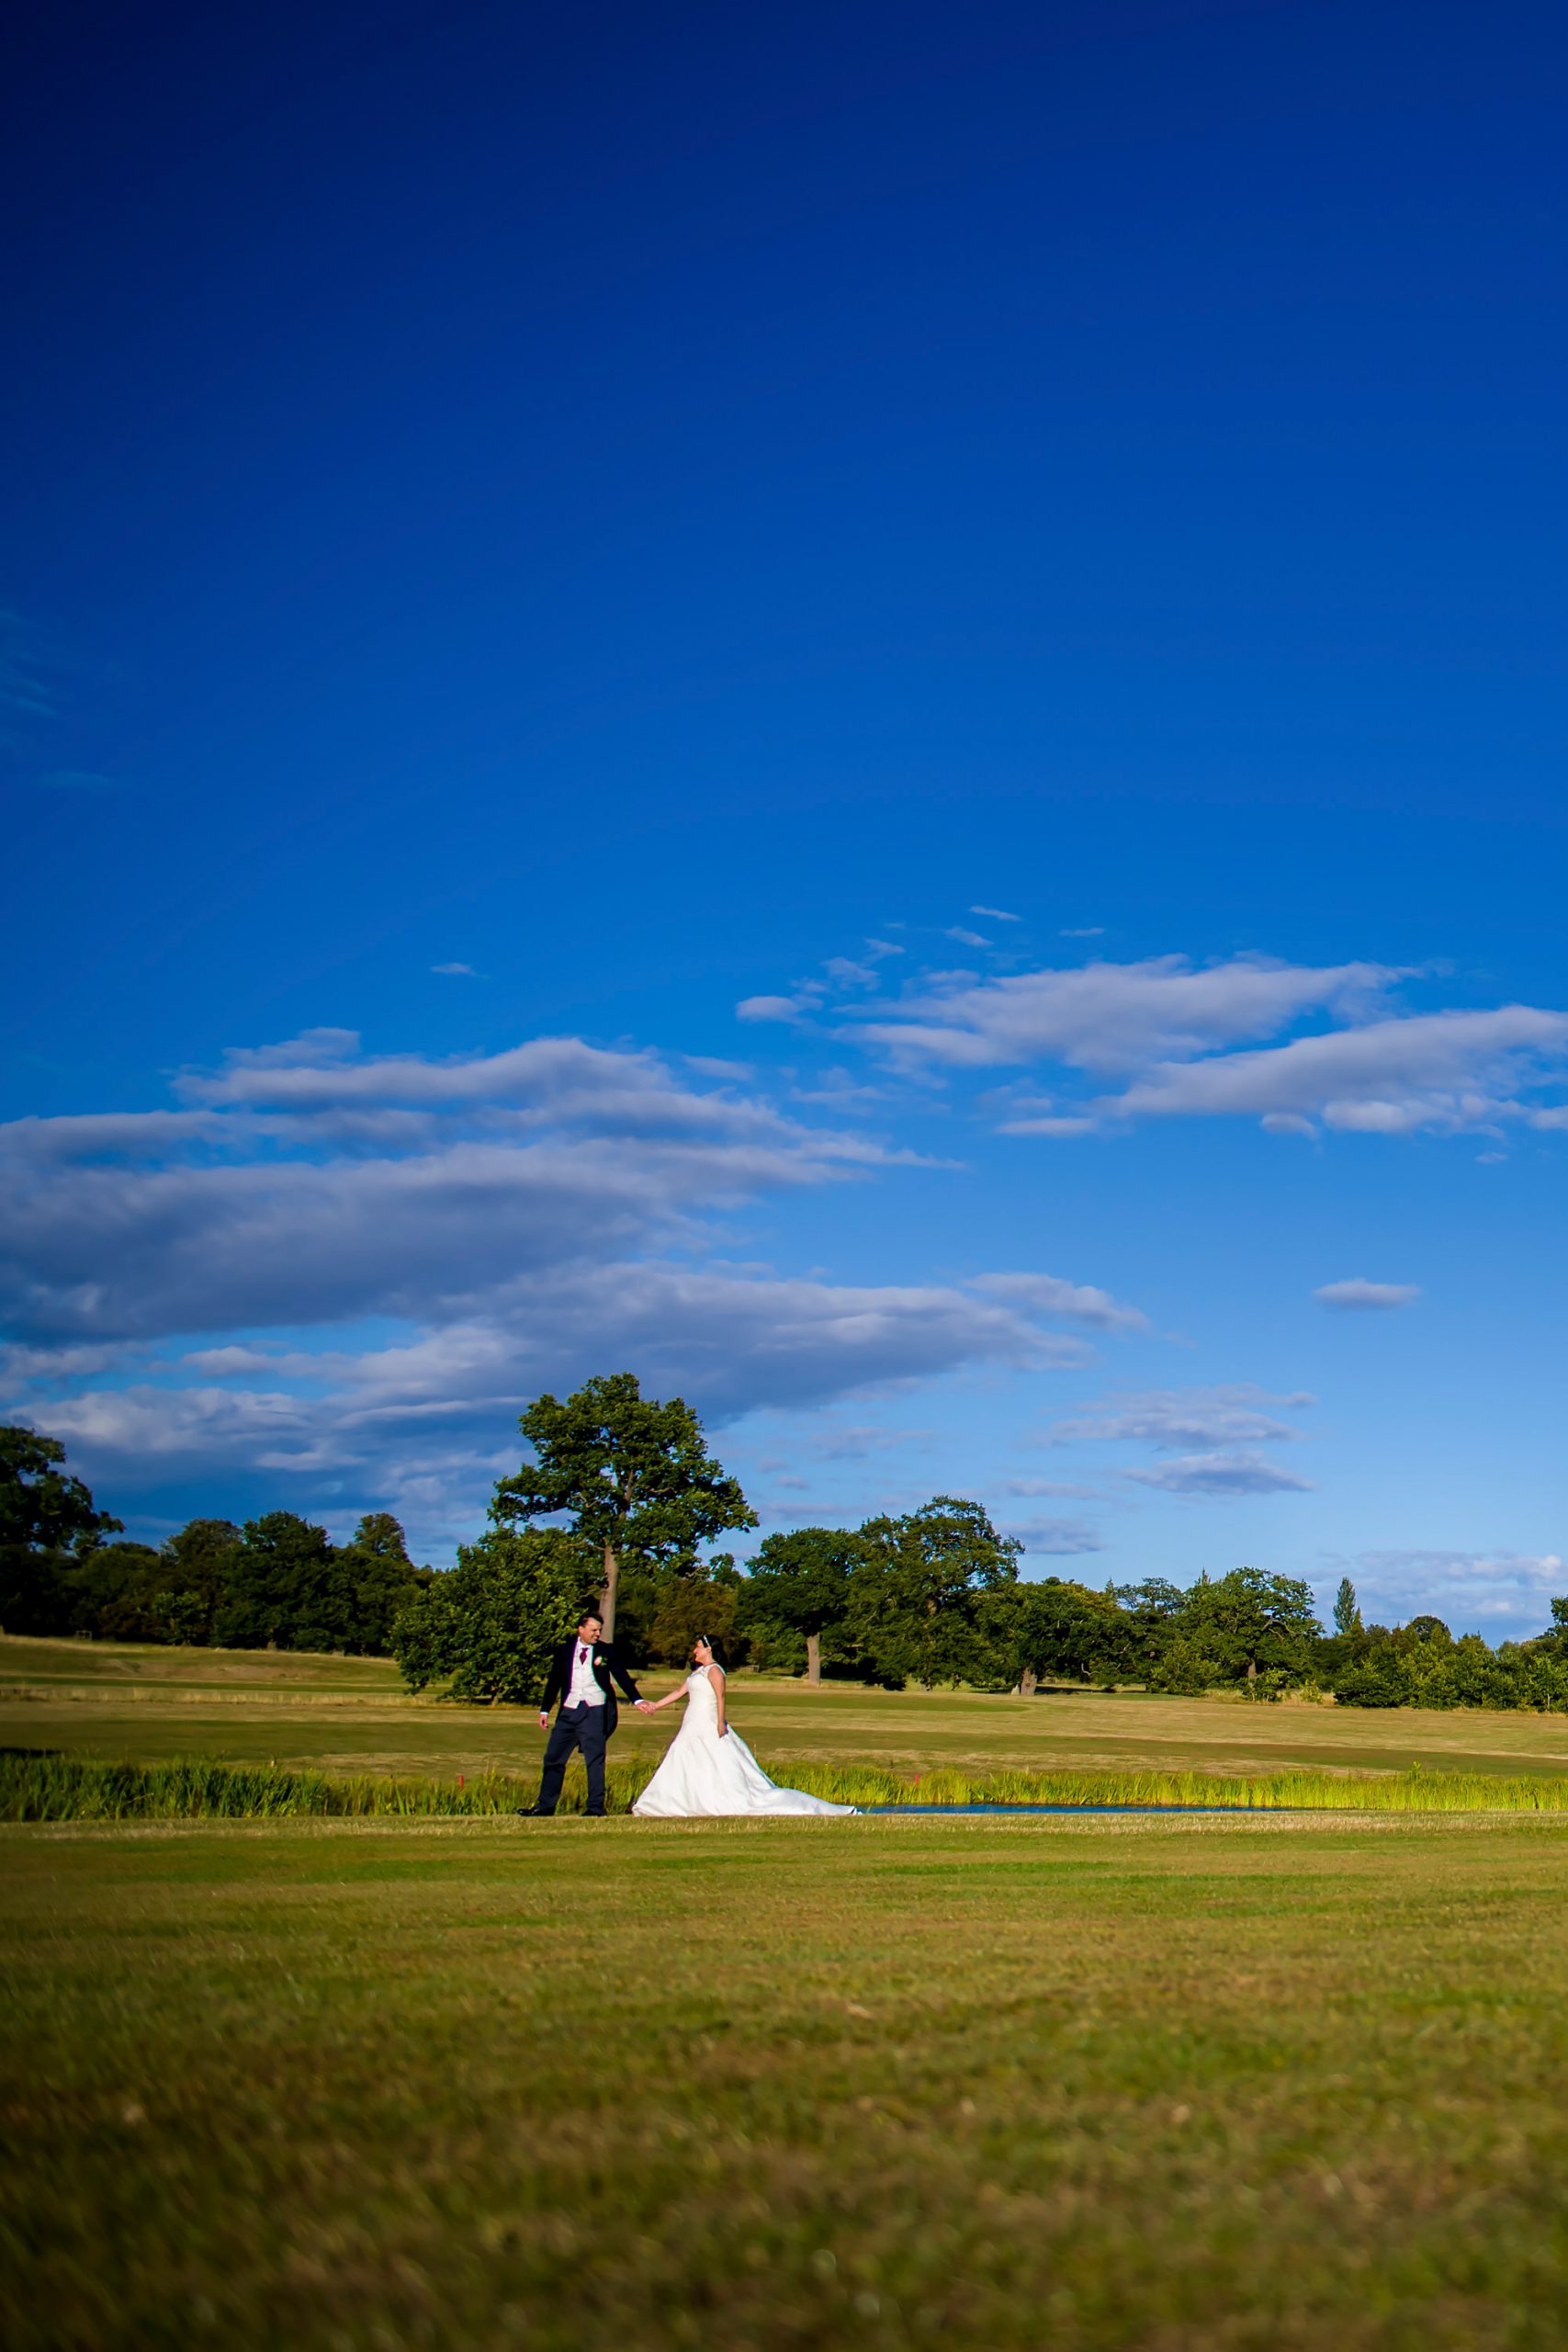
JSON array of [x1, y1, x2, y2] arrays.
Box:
[[8, 1635, 1568, 2347], [8, 1633, 1568, 1782], [6, 1813, 1568, 2350]]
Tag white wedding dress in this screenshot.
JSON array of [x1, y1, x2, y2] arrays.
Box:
[[633, 1667, 858, 1817]]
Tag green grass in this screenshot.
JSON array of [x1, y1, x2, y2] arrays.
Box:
[[10, 1641, 1568, 2345], [8, 1747, 1568, 1820], [6, 1813, 1568, 2349]]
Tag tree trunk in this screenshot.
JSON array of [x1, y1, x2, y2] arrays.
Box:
[[601, 1542, 619, 1641], [805, 1631, 822, 1686], [1020, 1666, 1038, 1700]]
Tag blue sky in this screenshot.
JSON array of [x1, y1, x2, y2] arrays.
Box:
[[4, 0, 1565, 1634]]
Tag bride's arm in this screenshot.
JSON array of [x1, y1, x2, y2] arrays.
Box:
[[707, 1665, 728, 1736], [644, 1682, 685, 1713]]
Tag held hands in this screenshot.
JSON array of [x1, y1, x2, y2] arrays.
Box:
[[635, 1699, 654, 1713]]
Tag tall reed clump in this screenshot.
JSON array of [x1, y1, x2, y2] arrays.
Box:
[[0, 1751, 653, 1821], [6, 1750, 1568, 1819], [776, 1759, 1568, 1812]]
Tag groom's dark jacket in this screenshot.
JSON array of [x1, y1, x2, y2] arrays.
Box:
[[540, 1638, 643, 1735]]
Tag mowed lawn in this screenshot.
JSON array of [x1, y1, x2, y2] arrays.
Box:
[[5, 1814, 1568, 2351], [9, 1634, 1568, 1782]]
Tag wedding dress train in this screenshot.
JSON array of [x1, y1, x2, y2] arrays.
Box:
[[632, 1667, 859, 1817]]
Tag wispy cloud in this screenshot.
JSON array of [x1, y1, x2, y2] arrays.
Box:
[[1314, 1278, 1421, 1311], [37, 768, 124, 792], [431, 962, 478, 977], [1039, 1385, 1315, 1501], [1045, 1385, 1312, 1449], [971, 905, 1020, 922], [1350, 1549, 1565, 1626], [0, 611, 55, 721], [968, 1271, 1149, 1332], [1124, 1452, 1314, 1496], [856, 954, 1396, 1073], [829, 948, 1568, 1142], [999, 1517, 1106, 1555], [1005, 1477, 1106, 1500], [1104, 1006, 1567, 1136], [737, 993, 813, 1024]]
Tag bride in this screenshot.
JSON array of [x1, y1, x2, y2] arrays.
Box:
[[632, 1635, 859, 1817]]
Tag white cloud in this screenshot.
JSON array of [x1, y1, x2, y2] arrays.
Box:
[[1106, 1006, 1568, 1134], [968, 1271, 1149, 1332], [431, 962, 477, 977], [3, 1025, 1129, 1547], [0, 1032, 920, 1351], [181, 1345, 288, 1375], [1060, 927, 1105, 939], [818, 946, 1568, 1141], [1045, 1385, 1312, 1450], [180, 1033, 810, 1134], [945, 928, 991, 949], [855, 955, 1395, 1073], [737, 994, 811, 1024], [1124, 1453, 1314, 1496], [21, 1263, 1058, 1517], [2, 1110, 229, 1161], [0, 1339, 144, 1381], [1350, 1550, 1565, 1626], [1314, 1279, 1421, 1311], [970, 905, 1021, 922]]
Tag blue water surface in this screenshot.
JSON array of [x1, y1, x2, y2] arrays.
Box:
[[863, 1803, 1258, 1815]]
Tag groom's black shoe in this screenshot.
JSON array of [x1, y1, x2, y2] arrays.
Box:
[[520, 1806, 555, 1817]]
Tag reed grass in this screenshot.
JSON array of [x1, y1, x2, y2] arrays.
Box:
[[6, 1748, 1568, 1820]]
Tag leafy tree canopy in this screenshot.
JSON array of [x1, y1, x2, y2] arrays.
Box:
[[851, 1497, 1021, 1690], [492, 1373, 755, 1637], [737, 1526, 865, 1681], [213, 1511, 340, 1652], [989, 1577, 1128, 1690], [0, 1424, 121, 1555]]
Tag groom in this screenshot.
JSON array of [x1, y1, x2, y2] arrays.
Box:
[[526, 1610, 651, 1817]]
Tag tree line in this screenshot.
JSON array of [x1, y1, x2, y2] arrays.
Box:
[[4, 1379, 1565, 1710], [0, 1425, 429, 1653]]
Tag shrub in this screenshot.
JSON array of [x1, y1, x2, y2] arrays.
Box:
[[391, 1526, 592, 1703]]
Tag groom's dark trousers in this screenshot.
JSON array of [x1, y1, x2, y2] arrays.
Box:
[[536, 1703, 611, 1815]]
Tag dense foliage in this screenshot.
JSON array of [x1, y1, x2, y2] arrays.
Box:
[[0, 1427, 429, 1654], [6, 1409, 1565, 1710], [389, 1527, 590, 1702]]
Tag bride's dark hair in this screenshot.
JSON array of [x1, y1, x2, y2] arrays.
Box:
[[694, 1631, 726, 1667]]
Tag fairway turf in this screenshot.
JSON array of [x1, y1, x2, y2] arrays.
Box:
[[5, 1815, 1568, 2350]]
